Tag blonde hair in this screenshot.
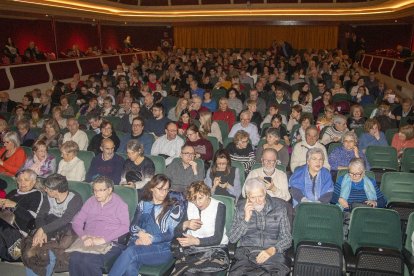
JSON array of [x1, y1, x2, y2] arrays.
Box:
[[199, 110, 212, 136]]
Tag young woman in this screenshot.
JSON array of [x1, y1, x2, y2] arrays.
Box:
[[177, 109, 192, 135], [109, 174, 184, 276], [38, 119, 62, 148], [168, 98, 189, 122], [256, 128, 289, 168], [52, 106, 67, 130], [185, 125, 214, 164], [199, 110, 222, 144]]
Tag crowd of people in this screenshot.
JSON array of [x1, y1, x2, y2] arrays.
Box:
[[0, 44, 413, 275]]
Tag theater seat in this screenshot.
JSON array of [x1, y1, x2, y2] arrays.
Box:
[[68, 181, 92, 203]]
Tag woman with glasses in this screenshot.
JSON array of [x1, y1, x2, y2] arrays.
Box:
[[0, 131, 27, 176], [184, 125, 213, 164], [109, 174, 184, 276], [331, 158, 386, 214], [225, 130, 255, 176], [88, 120, 120, 155]]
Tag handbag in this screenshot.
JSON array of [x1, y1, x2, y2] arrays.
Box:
[[65, 237, 113, 255], [0, 208, 16, 226]]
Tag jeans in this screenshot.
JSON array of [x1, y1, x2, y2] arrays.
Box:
[[26, 250, 56, 276], [108, 243, 172, 276], [69, 244, 124, 276]]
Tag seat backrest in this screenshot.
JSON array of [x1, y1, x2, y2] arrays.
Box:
[[401, 148, 414, 173], [78, 150, 95, 173], [0, 174, 17, 194], [206, 135, 219, 154], [354, 127, 364, 138], [21, 146, 33, 158], [114, 185, 138, 222], [49, 147, 62, 166], [380, 172, 414, 204], [212, 195, 235, 234], [105, 116, 122, 132], [231, 160, 246, 187], [68, 181, 92, 203], [214, 120, 229, 139], [328, 142, 342, 155], [405, 212, 414, 254], [348, 207, 402, 253], [385, 128, 398, 145], [365, 146, 399, 171], [146, 155, 166, 174], [293, 203, 343, 250]]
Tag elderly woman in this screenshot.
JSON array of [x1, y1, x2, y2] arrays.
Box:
[[328, 131, 370, 172], [22, 140, 56, 178], [0, 169, 43, 261], [185, 124, 214, 163], [109, 174, 184, 276], [205, 149, 241, 199], [225, 130, 255, 176], [88, 120, 120, 155], [22, 173, 82, 276], [68, 176, 129, 276], [17, 119, 36, 147], [256, 128, 289, 168], [0, 131, 27, 176], [37, 119, 62, 148], [289, 148, 334, 207], [121, 140, 155, 189], [347, 104, 366, 130], [331, 158, 386, 212], [358, 118, 388, 153], [320, 114, 349, 146], [58, 141, 86, 181], [392, 125, 414, 158], [173, 181, 229, 275]]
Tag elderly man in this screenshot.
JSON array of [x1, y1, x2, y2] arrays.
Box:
[[289, 148, 334, 207], [86, 138, 125, 184], [290, 126, 330, 172], [212, 97, 236, 130], [244, 148, 290, 201], [145, 103, 170, 137], [62, 117, 89, 150], [119, 117, 154, 155], [244, 89, 266, 117], [69, 176, 129, 276], [17, 119, 36, 147], [151, 121, 184, 165], [189, 95, 209, 120], [165, 145, 204, 193], [87, 113, 102, 134], [229, 178, 292, 276], [0, 91, 17, 113], [228, 110, 260, 147]]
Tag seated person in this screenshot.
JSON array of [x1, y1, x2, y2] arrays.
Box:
[[173, 181, 229, 274], [245, 148, 290, 201], [225, 130, 256, 176], [119, 101, 141, 133], [165, 145, 204, 193], [286, 104, 302, 133], [51, 107, 66, 130], [199, 110, 222, 145], [58, 141, 86, 181], [17, 119, 36, 147], [358, 118, 388, 153], [22, 174, 82, 276], [205, 149, 241, 199], [184, 125, 213, 164], [290, 113, 313, 146], [120, 140, 155, 189], [331, 158, 386, 211], [37, 119, 63, 148], [100, 96, 118, 117], [22, 140, 56, 178], [0, 131, 27, 176], [88, 120, 120, 155], [228, 111, 260, 147], [69, 176, 130, 276], [108, 174, 184, 276], [151, 122, 185, 166], [320, 114, 349, 146], [0, 169, 43, 261], [290, 126, 330, 172], [63, 117, 89, 151], [145, 103, 171, 138], [289, 148, 334, 207], [329, 131, 369, 172], [29, 108, 44, 128], [256, 128, 289, 168], [87, 113, 102, 134], [212, 97, 236, 130], [229, 178, 292, 276], [177, 109, 192, 135], [118, 117, 154, 155], [316, 104, 335, 131], [261, 113, 289, 145], [244, 99, 262, 128], [86, 138, 124, 184], [391, 125, 414, 158], [347, 104, 366, 130]]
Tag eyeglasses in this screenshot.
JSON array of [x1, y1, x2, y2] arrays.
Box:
[[182, 152, 195, 156], [93, 188, 109, 193], [349, 171, 364, 178], [186, 132, 196, 137]]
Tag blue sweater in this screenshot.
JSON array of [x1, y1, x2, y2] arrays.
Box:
[[328, 146, 370, 171], [358, 132, 388, 152], [85, 153, 125, 184]]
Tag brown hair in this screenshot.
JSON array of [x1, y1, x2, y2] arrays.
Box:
[[364, 118, 380, 133], [211, 149, 232, 175], [399, 125, 414, 140], [233, 130, 249, 144], [186, 181, 211, 201]]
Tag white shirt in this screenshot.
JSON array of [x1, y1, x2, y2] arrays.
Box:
[[228, 123, 260, 147], [290, 141, 330, 172], [151, 135, 184, 165], [58, 156, 86, 181], [63, 130, 89, 151]]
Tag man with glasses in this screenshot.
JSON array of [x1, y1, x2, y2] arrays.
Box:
[[244, 148, 290, 201], [229, 177, 292, 276], [151, 122, 184, 165], [228, 110, 260, 147], [119, 117, 154, 155], [165, 145, 204, 193], [86, 138, 125, 184], [145, 103, 170, 137]]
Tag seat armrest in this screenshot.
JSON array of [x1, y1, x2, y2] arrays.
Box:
[[343, 242, 357, 272], [403, 248, 414, 276]]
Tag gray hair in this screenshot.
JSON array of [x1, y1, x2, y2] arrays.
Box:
[[126, 139, 144, 156], [306, 147, 325, 162], [265, 127, 281, 138], [17, 169, 37, 182], [349, 158, 366, 171], [342, 131, 358, 144], [333, 114, 347, 125], [92, 176, 114, 191], [4, 131, 21, 147], [245, 177, 266, 195], [262, 148, 278, 161]]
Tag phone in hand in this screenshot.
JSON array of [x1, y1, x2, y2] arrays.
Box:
[[264, 176, 272, 183]]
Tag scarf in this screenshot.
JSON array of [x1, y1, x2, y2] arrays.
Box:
[[339, 174, 377, 209], [304, 167, 322, 202]]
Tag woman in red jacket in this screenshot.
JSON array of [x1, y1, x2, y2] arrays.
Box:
[[0, 131, 27, 176]]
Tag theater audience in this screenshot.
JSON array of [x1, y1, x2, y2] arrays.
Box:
[[37, 119, 62, 148], [88, 120, 120, 155], [226, 130, 256, 175], [289, 148, 334, 207], [205, 149, 241, 199], [29, 108, 44, 128], [51, 107, 67, 130], [347, 104, 366, 130], [145, 103, 171, 137], [86, 138, 124, 184], [63, 117, 89, 151], [168, 98, 189, 122], [199, 110, 222, 144], [119, 101, 141, 133], [227, 89, 243, 117], [358, 118, 388, 153], [0, 92, 17, 113], [320, 114, 349, 146], [291, 113, 313, 146], [22, 140, 56, 178], [58, 141, 86, 181], [151, 122, 184, 166]]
